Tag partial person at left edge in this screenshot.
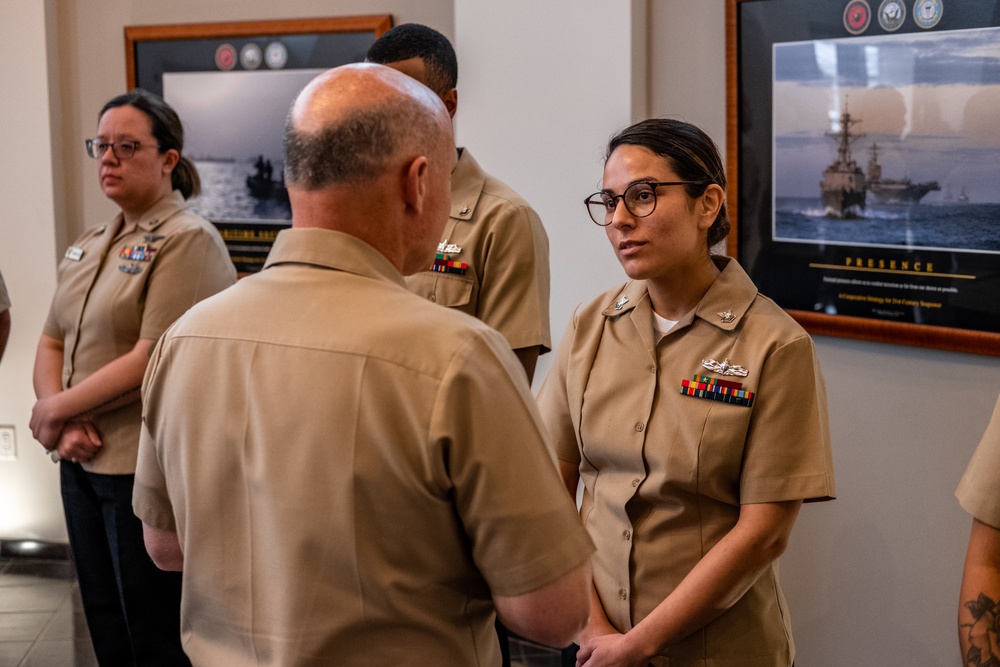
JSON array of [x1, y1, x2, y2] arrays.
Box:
[[957, 393, 1000, 667], [0, 266, 10, 364], [30, 89, 236, 666]]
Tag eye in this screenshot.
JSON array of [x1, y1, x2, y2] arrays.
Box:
[[631, 188, 655, 202], [600, 195, 617, 211], [119, 142, 137, 151]]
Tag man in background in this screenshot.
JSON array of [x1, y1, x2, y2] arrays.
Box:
[[133, 63, 592, 666], [367, 23, 551, 382]]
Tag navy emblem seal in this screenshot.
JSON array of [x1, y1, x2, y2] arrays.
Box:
[[878, 0, 906, 31]]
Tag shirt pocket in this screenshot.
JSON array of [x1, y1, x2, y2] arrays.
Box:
[[416, 272, 475, 308]]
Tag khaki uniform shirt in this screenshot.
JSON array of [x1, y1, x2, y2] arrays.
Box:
[[0, 268, 9, 311], [133, 228, 593, 667], [957, 394, 1000, 528], [405, 148, 551, 352], [538, 257, 835, 667], [43, 191, 235, 474]]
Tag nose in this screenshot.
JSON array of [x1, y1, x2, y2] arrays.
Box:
[[608, 197, 635, 229], [100, 144, 120, 165]]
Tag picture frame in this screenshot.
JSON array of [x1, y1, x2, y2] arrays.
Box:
[[125, 15, 393, 274], [726, 0, 1000, 355]]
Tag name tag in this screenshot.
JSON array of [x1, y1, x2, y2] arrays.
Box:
[[65, 246, 84, 261]]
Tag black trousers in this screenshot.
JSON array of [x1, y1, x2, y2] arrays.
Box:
[[60, 462, 190, 667]]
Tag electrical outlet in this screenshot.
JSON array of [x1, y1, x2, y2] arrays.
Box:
[[0, 426, 16, 461]]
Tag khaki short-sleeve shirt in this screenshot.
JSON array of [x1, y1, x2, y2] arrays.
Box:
[[405, 148, 551, 353], [43, 191, 236, 473], [957, 394, 1000, 528], [133, 228, 592, 667], [538, 257, 835, 667], [0, 268, 10, 312]]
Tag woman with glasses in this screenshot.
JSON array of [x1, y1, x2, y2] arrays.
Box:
[[538, 118, 835, 667], [30, 89, 235, 666]]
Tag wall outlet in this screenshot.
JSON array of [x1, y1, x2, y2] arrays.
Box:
[[0, 426, 16, 461]]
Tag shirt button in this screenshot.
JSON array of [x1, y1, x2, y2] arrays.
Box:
[[623, 530, 631, 541], [631, 478, 640, 487], [429, 294, 437, 303], [650, 365, 656, 374], [619, 588, 627, 600], [635, 422, 644, 432]]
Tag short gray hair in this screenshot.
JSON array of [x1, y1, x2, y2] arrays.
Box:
[[283, 101, 439, 190]]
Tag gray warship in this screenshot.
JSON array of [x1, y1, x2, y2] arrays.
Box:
[[866, 143, 940, 204], [821, 105, 866, 218]]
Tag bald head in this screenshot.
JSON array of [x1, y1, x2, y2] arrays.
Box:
[[283, 63, 452, 190]]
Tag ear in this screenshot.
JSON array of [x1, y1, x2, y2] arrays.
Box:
[[161, 148, 180, 176], [402, 155, 430, 214], [441, 88, 458, 118], [697, 183, 725, 230]]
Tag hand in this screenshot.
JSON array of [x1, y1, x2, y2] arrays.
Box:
[[576, 631, 652, 667], [30, 394, 69, 450], [54, 420, 102, 464]]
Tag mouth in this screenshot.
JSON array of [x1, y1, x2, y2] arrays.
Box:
[[618, 239, 646, 255]]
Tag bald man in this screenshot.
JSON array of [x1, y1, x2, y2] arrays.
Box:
[[132, 64, 593, 667]]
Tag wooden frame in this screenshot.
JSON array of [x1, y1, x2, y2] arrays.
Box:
[[124, 16, 392, 274], [726, 0, 1000, 355]]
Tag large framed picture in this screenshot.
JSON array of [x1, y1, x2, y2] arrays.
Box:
[[125, 16, 393, 273], [726, 0, 1000, 355]]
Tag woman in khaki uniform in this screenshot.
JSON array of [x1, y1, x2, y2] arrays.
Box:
[[538, 119, 835, 667], [30, 89, 235, 666]]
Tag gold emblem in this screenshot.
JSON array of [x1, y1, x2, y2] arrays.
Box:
[[718, 310, 735, 323], [701, 357, 749, 377]]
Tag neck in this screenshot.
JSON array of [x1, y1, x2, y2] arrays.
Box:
[[119, 184, 173, 225], [646, 254, 721, 319]]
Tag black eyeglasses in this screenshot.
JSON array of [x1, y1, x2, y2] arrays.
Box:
[[584, 181, 707, 226], [85, 139, 157, 160]]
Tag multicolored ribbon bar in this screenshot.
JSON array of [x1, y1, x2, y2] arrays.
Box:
[[679, 376, 755, 407], [119, 245, 156, 261], [430, 254, 468, 276]]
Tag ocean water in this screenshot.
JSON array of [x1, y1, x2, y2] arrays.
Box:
[[188, 160, 291, 224], [774, 197, 1000, 253]]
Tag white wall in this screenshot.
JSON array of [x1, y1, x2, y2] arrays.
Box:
[[0, 0, 64, 542]]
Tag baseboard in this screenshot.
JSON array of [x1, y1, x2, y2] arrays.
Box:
[[0, 539, 72, 560]]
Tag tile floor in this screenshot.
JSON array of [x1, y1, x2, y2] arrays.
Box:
[[0, 550, 570, 667], [0, 555, 97, 667]]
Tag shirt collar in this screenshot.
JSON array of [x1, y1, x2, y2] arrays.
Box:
[[262, 227, 407, 288], [449, 147, 486, 221], [601, 256, 759, 332]]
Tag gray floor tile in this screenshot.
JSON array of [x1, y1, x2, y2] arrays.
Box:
[[37, 609, 91, 641], [0, 584, 72, 613], [20, 639, 99, 667], [0, 641, 32, 665], [0, 611, 49, 642]]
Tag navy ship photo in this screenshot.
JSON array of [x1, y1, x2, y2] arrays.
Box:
[[820, 105, 866, 218], [866, 143, 940, 204]]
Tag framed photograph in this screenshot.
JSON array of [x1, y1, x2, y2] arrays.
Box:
[[125, 16, 393, 273], [726, 0, 1000, 355]]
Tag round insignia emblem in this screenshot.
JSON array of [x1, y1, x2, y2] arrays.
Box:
[[240, 43, 263, 70], [214, 43, 237, 71], [265, 42, 288, 70], [913, 0, 942, 29], [844, 0, 872, 35], [878, 0, 906, 31]]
